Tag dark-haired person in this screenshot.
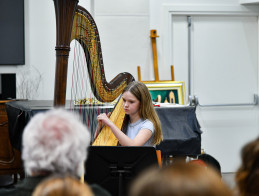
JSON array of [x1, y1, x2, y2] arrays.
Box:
[[235, 137, 259, 196]]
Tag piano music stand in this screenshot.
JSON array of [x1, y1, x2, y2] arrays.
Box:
[[84, 146, 158, 196]]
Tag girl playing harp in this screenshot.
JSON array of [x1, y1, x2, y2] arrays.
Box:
[[95, 81, 163, 146]]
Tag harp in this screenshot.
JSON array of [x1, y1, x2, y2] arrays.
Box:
[[53, 0, 134, 145]]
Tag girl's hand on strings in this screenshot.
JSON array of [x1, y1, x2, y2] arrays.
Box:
[[97, 112, 112, 126], [95, 112, 112, 138]]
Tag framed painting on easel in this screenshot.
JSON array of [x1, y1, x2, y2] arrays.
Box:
[[143, 81, 186, 105]]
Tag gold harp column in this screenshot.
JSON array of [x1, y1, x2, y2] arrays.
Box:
[[53, 0, 79, 106]]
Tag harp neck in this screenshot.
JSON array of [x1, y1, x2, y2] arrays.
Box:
[[53, 0, 79, 106]]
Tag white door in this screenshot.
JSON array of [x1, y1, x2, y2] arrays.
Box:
[[171, 15, 259, 172]]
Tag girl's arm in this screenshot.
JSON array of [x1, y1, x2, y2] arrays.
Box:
[[97, 113, 152, 146]]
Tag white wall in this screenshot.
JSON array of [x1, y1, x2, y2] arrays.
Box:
[[93, 0, 151, 82]]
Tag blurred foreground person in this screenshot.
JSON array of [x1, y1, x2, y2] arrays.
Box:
[[189, 153, 222, 177], [0, 109, 110, 196], [235, 137, 259, 196], [198, 153, 222, 177], [130, 162, 232, 196], [32, 175, 93, 196]]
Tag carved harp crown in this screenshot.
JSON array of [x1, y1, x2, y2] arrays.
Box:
[[53, 0, 134, 106]]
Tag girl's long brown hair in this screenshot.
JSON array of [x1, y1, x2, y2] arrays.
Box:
[[122, 81, 163, 145]]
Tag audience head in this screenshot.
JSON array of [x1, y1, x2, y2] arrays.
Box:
[[130, 162, 232, 196], [32, 175, 93, 196], [198, 153, 222, 176], [22, 108, 90, 177], [235, 137, 259, 196]]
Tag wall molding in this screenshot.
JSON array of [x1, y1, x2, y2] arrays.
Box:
[[95, 13, 149, 17]]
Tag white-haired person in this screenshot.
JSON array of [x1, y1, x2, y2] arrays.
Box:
[[0, 109, 111, 196]]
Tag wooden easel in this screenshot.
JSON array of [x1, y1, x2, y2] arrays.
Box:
[[137, 30, 181, 104], [137, 29, 175, 82]]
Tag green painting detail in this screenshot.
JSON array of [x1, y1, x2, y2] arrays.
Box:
[[149, 89, 179, 103]]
